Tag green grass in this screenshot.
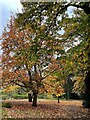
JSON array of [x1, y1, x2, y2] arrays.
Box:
[[1, 93, 28, 100], [12, 94, 28, 99], [2, 94, 8, 100]]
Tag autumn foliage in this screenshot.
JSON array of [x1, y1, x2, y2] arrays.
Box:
[[1, 17, 62, 106]]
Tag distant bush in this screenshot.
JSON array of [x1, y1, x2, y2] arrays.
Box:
[[58, 93, 81, 100], [2, 95, 7, 100], [12, 94, 28, 99], [2, 102, 12, 108], [80, 93, 85, 99], [38, 94, 47, 99]]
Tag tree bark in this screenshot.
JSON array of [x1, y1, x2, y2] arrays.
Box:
[[32, 90, 38, 107], [28, 93, 32, 102], [83, 70, 90, 108], [82, 5, 90, 108]]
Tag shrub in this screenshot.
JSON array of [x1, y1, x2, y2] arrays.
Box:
[[2, 95, 7, 100], [21, 94, 28, 99], [12, 94, 28, 99], [38, 94, 47, 99], [2, 102, 12, 108]]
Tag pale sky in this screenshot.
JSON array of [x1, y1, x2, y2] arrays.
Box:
[[0, 0, 22, 35]]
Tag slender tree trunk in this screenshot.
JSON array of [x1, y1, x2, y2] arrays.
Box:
[[32, 90, 38, 107], [66, 91, 68, 100], [28, 93, 32, 102], [58, 96, 60, 103]]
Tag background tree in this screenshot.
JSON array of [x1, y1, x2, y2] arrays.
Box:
[[59, 7, 90, 107]]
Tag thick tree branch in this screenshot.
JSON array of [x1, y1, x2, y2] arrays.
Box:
[[11, 80, 29, 88]]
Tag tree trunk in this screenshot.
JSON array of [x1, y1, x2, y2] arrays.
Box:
[[58, 96, 60, 103], [28, 93, 32, 102], [83, 70, 90, 108], [82, 4, 90, 108], [83, 17, 90, 108], [32, 91, 38, 107]]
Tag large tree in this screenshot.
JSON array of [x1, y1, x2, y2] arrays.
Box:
[[15, 1, 90, 107], [1, 17, 61, 107], [1, 2, 90, 107]]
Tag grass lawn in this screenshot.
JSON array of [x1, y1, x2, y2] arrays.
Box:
[[2, 99, 90, 119]]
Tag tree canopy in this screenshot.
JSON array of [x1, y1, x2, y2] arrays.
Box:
[[1, 1, 90, 107]]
